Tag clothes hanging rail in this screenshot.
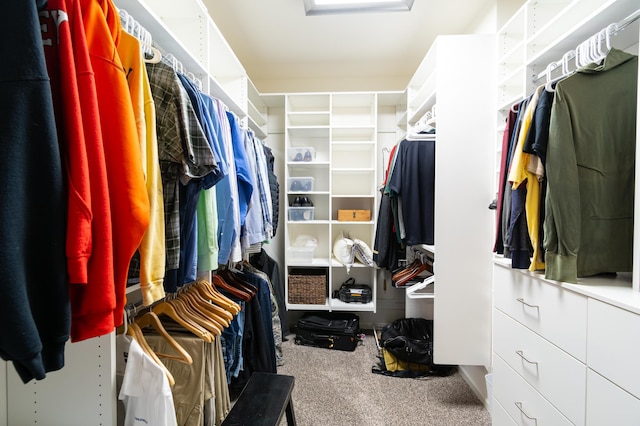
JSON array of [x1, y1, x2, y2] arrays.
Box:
[[118, 9, 162, 63], [119, 9, 206, 92], [532, 8, 640, 83], [406, 105, 437, 141]]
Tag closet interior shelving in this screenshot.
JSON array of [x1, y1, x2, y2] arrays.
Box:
[[283, 92, 383, 313], [492, 0, 640, 424], [114, 0, 266, 137]]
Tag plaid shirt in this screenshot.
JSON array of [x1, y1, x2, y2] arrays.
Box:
[[146, 61, 217, 273]]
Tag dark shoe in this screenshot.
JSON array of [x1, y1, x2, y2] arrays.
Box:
[[291, 180, 302, 191], [291, 196, 303, 207], [301, 197, 313, 207], [303, 150, 312, 161], [293, 152, 303, 161]]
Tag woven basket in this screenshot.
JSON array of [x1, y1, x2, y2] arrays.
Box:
[[288, 273, 326, 304]]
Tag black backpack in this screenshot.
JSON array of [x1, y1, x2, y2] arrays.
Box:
[[380, 318, 434, 365]]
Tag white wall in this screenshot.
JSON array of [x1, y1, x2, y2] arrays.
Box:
[[497, 0, 526, 29], [469, 0, 498, 33]]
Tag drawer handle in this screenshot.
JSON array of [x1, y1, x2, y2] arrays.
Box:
[[515, 350, 538, 366], [514, 402, 538, 424], [516, 298, 539, 310]]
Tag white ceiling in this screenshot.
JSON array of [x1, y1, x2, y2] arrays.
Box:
[[202, 0, 501, 94]]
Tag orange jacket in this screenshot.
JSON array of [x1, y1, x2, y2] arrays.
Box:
[[79, 0, 150, 335]]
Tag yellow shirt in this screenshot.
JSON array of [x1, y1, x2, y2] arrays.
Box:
[[507, 85, 545, 271], [118, 31, 166, 305]]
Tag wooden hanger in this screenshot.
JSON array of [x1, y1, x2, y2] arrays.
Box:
[[218, 268, 257, 297], [134, 311, 193, 364], [185, 285, 234, 325], [127, 322, 176, 387], [194, 279, 241, 315], [178, 289, 229, 329], [151, 299, 214, 343], [171, 295, 222, 336], [212, 274, 252, 302]]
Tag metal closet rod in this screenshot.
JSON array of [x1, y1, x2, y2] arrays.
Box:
[[532, 8, 640, 83]]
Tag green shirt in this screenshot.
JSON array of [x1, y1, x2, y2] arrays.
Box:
[[544, 48, 638, 283]]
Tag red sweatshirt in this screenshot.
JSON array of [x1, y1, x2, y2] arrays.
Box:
[[42, 0, 117, 342]]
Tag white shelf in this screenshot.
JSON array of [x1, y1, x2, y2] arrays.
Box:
[[286, 301, 330, 311], [287, 161, 331, 167], [287, 126, 330, 138], [113, 0, 248, 117], [330, 220, 374, 226], [330, 168, 375, 172], [329, 299, 376, 312]]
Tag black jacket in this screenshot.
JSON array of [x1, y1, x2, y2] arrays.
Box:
[[262, 145, 280, 237], [0, 0, 70, 383]]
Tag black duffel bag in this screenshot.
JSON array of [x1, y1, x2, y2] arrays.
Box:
[[380, 318, 434, 365]]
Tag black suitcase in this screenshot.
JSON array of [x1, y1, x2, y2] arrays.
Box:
[[294, 312, 361, 351]]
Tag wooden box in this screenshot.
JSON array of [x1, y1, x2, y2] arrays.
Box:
[[337, 209, 371, 221]]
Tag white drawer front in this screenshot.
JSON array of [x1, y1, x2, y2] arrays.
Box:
[[492, 397, 518, 426], [493, 264, 588, 361], [494, 309, 587, 425], [587, 369, 640, 425], [493, 355, 573, 426], [587, 299, 640, 399]]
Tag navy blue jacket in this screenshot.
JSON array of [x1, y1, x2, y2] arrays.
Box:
[[0, 0, 70, 382]]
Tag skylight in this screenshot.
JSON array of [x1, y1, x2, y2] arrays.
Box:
[[303, 0, 414, 16]]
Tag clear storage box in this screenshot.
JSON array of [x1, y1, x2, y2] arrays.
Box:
[[287, 247, 316, 264], [289, 207, 315, 221], [288, 147, 316, 162], [288, 177, 315, 192]]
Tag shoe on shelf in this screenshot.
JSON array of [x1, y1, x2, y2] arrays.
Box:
[[293, 153, 303, 161], [303, 150, 313, 162], [291, 196, 303, 207], [301, 197, 313, 207]]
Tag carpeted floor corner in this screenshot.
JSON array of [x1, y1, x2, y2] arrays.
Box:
[[276, 334, 492, 426]]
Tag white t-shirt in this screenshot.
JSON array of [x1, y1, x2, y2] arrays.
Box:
[[116, 334, 177, 426]]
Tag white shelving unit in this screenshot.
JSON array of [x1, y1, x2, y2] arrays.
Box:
[[491, 0, 640, 424], [284, 92, 380, 313]]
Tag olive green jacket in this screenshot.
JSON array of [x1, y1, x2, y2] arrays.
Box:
[[544, 48, 638, 283]]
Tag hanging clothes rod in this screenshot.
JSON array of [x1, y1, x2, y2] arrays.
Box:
[[119, 9, 204, 91], [532, 8, 640, 83], [119, 9, 163, 64]]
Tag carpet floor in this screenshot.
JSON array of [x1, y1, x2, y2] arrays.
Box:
[[276, 334, 492, 426]]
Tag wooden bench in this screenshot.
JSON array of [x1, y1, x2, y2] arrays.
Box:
[[222, 372, 296, 426]]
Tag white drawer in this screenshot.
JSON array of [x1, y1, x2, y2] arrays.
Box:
[[493, 264, 588, 361], [587, 299, 640, 399], [587, 369, 640, 425], [492, 397, 518, 426], [493, 309, 587, 425], [493, 355, 573, 426]]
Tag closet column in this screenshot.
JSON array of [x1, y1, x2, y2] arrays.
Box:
[[635, 18, 640, 291]]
